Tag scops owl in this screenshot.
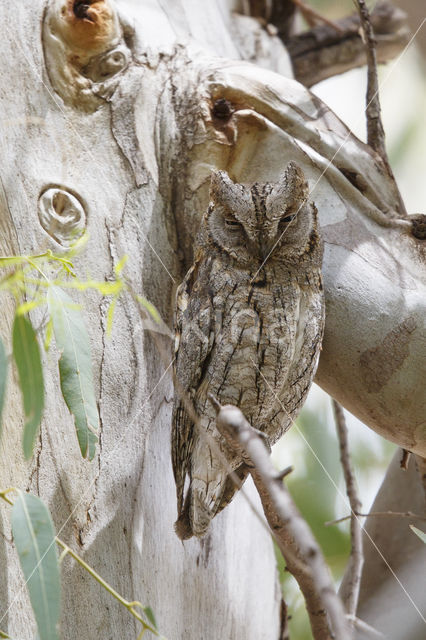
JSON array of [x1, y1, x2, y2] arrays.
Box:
[[172, 162, 325, 540]]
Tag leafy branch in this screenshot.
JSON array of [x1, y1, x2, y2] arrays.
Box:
[[0, 489, 165, 639], [0, 237, 163, 460]]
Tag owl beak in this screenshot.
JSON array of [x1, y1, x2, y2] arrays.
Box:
[[259, 237, 276, 260]]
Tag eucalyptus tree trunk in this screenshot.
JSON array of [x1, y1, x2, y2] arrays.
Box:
[[0, 1, 424, 639]]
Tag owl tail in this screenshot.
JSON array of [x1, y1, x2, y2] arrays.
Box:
[[174, 463, 250, 540], [189, 471, 228, 538], [174, 454, 228, 540], [174, 480, 220, 540]]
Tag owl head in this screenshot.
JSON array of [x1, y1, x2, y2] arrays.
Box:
[[205, 162, 321, 269]]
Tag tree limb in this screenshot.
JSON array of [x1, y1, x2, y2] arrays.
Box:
[[326, 510, 426, 526], [213, 402, 351, 640], [285, 1, 410, 88], [354, 0, 406, 218], [356, 0, 387, 158]]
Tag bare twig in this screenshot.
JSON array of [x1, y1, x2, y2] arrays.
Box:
[[286, 1, 410, 88], [348, 615, 385, 638], [326, 510, 426, 526], [355, 0, 387, 156], [332, 399, 363, 628], [354, 0, 406, 217], [214, 401, 351, 640]]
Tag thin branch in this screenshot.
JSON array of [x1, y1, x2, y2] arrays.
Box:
[[0, 490, 161, 637], [354, 0, 406, 216], [348, 615, 385, 638], [332, 400, 363, 627], [355, 0, 386, 158], [326, 510, 426, 526], [213, 401, 351, 640]]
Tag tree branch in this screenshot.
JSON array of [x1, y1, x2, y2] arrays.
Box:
[[326, 510, 426, 526], [355, 0, 387, 159], [354, 0, 406, 217], [285, 1, 410, 88], [213, 402, 351, 640], [332, 400, 363, 625]]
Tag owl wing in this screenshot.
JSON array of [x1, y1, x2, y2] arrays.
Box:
[[172, 256, 214, 515]]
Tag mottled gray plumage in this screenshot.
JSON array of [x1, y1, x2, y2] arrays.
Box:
[[172, 162, 325, 539]]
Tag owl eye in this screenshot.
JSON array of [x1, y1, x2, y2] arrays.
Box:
[[281, 214, 296, 224], [224, 217, 243, 231]]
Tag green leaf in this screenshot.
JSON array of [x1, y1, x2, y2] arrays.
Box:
[[47, 286, 98, 459], [44, 318, 54, 352], [136, 295, 161, 324], [410, 525, 426, 544], [136, 296, 171, 338], [64, 232, 88, 258], [11, 491, 61, 640], [0, 256, 28, 267], [0, 337, 7, 439], [12, 315, 44, 459], [143, 606, 158, 630], [16, 300, 44, 316], [114, 254, 128, 276]]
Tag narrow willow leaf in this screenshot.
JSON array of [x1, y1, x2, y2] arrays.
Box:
[[11, 491, 60, 640], [0, 256, 28, 267], [65, 232, 88, 258], [44, 318, 54, 352], [143, 606, 158, 630], [16, 300, 44, 315], [114, 254, 128, 275], [136, 295, 161, 324], [410, 525, 426, 544], [47, 286, 98, 459], [136, 296, 171, 338], [12, 315, 44, 459], [0, 337, 7, 439]]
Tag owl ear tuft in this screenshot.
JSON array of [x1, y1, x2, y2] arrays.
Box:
[[279, 163, 308, 199], [268, 162, 309, 217], [210, 170, 236, 204]]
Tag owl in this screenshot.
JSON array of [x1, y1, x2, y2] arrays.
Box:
[[172, 162, 325, 540]]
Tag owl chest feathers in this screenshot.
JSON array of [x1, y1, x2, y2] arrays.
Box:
[[181, 253, 323, 440]]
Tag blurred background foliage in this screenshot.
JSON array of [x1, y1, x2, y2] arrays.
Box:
[[272, 1, 426, 636]]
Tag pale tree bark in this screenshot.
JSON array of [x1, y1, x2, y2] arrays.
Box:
[[0, 1, 425, 639]]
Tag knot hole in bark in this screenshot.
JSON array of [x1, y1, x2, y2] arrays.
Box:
[[411, 214, 426, 240], [73, 1, 93, 21], [212, 98, 234, 122]]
